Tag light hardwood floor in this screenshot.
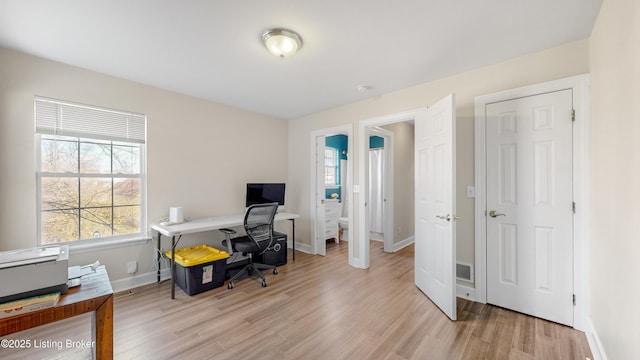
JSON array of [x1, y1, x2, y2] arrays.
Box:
[[2, 241, 592, 359]]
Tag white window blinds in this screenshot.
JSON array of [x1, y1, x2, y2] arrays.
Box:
[[35, 97, 146, 144]]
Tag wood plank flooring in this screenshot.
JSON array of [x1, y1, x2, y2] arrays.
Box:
[[1, 241, 592, 359]]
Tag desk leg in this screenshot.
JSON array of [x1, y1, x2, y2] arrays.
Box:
[[156, 233, 162, 283], [171, 236, 176, 299], [290, 218, 296, 261], [92, 294, 113, 360]]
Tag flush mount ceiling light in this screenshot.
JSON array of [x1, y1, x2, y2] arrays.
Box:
[[357, 85, 372, 92], [262, 28, 303, 59]]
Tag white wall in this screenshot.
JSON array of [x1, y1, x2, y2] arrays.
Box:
[[589, 0, 640, 358], [288, 39, 590, 271], [0, 47, 289, 283]]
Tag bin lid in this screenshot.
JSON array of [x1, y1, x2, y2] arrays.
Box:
[[165, 245, 229, 267]]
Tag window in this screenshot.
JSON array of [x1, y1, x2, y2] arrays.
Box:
[[35, 97, 146, 246], [324, 147, 338, 186]]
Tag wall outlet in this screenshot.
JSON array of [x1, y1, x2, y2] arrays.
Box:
[[127, 261, 137, 275]]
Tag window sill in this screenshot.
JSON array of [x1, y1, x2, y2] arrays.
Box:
[[67, 235, 152, 255]]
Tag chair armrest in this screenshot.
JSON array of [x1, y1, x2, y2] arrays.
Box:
[[219, 228, 236, 235], [219, 228, 236, 255]]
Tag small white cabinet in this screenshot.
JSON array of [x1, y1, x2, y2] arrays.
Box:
[[324, 199, 340, 242]]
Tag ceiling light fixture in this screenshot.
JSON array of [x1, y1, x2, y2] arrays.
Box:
[[262, 28, 303, 59]]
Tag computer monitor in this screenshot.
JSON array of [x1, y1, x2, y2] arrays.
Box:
[[245, 183, 286, 210]]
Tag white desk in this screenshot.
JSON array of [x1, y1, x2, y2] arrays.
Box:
[[152, 212, 299, 299]]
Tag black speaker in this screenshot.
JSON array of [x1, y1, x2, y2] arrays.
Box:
[[256, 232, 287, 266]]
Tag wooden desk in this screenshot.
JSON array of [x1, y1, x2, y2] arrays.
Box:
[[152, 212, 299, 299], [0, 266, 113, 360]]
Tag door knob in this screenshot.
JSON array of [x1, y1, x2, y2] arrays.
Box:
[[489, 210, 505, 218], [436, 214, 451, 221]]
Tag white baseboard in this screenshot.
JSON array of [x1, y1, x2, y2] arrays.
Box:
[[456, 284, 475, 301], [391, 236, 415, 252], [585, 319, 607, 360], [111, 244, 308, 293], [290, 241, 312, 254], [111, 268, 171, 293]]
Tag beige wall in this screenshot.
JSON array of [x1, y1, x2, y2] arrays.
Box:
[[589, 0, 640, 358], [289, 39, 590, 271], [0, 47, 289, 282], [380, 122, 415, 245]]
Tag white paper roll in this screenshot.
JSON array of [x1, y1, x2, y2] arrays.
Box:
[[169, 207, 184, 223]]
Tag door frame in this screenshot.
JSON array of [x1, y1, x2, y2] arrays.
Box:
[[310, 124, 353, 258], [367, 126, 394, 253], [358, 108, 423, 268], [474, 74, 590, 331], [314, 134, 327, 256]]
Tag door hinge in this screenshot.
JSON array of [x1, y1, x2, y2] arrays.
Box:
[[573, 294, 576, 306], [571, 109, 576, 122], [572, 202, 576, 214]]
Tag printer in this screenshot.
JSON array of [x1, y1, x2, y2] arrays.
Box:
[[0, 245, 69, 304]]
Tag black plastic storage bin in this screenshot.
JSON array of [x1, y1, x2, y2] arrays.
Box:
[[166, 245, 229, 296]]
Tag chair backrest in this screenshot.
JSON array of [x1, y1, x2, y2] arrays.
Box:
[[243, 202, 278, 255]]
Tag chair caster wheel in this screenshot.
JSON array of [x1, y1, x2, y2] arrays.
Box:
[[261, 280, 267, 287], [273, 268, 278, 275], [227, 282, 234, 289]]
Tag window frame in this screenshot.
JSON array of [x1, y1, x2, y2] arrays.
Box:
[[35, 97, 148, 249], [324, 147, 339, 186]]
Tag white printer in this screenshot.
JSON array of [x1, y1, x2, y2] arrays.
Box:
[[0, 245, 69, 304]]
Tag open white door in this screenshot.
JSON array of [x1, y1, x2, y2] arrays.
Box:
[[414, 94, 457, 321], [316, 135, 327, 256]]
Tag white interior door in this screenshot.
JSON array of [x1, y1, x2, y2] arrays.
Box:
[[415, 94, 457, 321], [316, 135, 327, 256], [368, 148, 384, 235], [486, 90, 574, 326], [366, 127, 394, 253]]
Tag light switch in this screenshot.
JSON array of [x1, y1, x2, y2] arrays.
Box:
[[353, 185, 360, 193], [467, 186, 475, 198]]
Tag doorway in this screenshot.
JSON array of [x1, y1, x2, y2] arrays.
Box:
[[486, 89, 574, 326], [310, 124, 353, 261], [367, 127, 393, 252], [474, 74, 590, 330], [357, 96, 458, 321], [356, 109, 420, 268]]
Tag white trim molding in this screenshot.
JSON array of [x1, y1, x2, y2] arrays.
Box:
[[474, 74, 591, 331], [290, 241, 312, 255], [391, 236, 415, 252], [456, 284, 476, 301], [111, 268, 171, 293], [586, 319, 608, 360], [309, 124, 354, 262], [358, 108, 425, 269]]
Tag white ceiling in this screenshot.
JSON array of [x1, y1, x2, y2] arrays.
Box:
[[0, 0, 601, 120]]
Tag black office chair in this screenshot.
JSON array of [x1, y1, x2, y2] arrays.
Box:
[[220, 202, 279, 289]]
